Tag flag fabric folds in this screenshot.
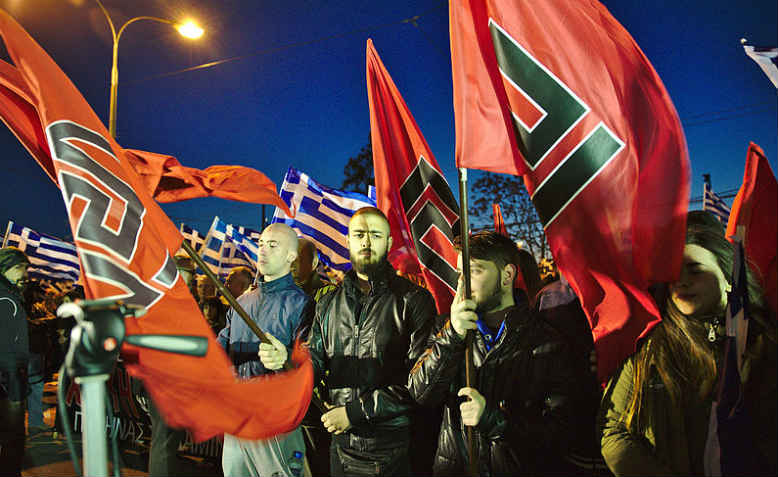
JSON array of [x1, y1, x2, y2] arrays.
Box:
[[743, 45, 778, 89], [726, 143, 778, 313], [200, 216, 259, 279], [2, 221, 80, 282], [179, 223, 206, 253], [124, 149, 292, 216], [703, 182, 731, 224], [0, 9, 311, 441], [367, 39, 460, 314], [272, 166, 376, 271], [703, 236, 757, 476], [449, 0, 690, 381]]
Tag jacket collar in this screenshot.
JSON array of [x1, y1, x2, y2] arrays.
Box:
[[258, 272, 295, 293], [0, 274, 21, 299], [343, 260, 394, 297]]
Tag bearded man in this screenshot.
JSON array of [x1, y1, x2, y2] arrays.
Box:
[[408, 231, 580, 476], [263, 207, 435, 476]]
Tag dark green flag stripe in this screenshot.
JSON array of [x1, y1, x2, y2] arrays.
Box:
[[531, 125, 624, 228]]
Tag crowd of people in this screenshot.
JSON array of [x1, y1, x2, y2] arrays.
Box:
[[1, 207, 776, 477]]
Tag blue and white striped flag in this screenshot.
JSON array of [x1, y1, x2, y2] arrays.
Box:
[[2, 221, 80, 282], [180, 223, 206, 253], [200, 216, 259, 279], [272, 167, 376, 271], [744, 45, 778, 89], [703, 182, 731, 223]]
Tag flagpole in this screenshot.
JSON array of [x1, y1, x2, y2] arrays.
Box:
[[458, 168, 479, 476], [180, 241, 325, 413], [2, 220, 12, 248]]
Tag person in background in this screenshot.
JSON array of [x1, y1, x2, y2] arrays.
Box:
[[409, 231, 581, 476], [221, 223, 312, 477], [226, 266, 253, 300], [290, 237, 336, 476], [196, 274, 217, 305], [0, 247, 31, 476], [147, 251, 197, 476], [599, 213, 777, 475], [201, 296, 226, 334]]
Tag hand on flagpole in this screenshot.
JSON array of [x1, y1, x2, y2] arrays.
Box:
[[258, 332, 287, 370], [451, 278, 478, 338], [458, 387, 486, 426]]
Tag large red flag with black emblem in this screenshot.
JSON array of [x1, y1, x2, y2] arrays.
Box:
[[366, 39, 459, 314], [726, 143, 777, 314], [450, 0, 690, 381], [0, 56, 291, 215], [0, 9, 310, 440]]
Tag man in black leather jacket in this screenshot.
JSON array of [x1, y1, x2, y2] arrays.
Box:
[[409, 232, 581, 476], [307, 207, 436, 476]]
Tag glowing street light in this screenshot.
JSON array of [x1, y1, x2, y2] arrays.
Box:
[[94, 0, 204, 137]]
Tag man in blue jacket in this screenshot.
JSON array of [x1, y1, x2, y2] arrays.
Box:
[[217, 223, 313, 477]]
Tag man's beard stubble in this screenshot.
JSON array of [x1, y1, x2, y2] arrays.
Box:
[[350, 249, 387, 278], [476, 278, 504, 314]]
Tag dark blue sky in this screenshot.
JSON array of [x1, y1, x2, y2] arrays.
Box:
[[1, 0, 776, 240]]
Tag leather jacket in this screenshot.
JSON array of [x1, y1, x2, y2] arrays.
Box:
[[307, 262, 436, 443], [0, 275, 28, 362], [408, 298, 580, 476]]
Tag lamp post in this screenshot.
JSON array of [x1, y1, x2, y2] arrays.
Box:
[[94, 0, 203, 137]]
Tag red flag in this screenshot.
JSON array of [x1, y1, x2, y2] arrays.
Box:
[[492, 203, 508, 237], [366, 39, 459, 314], [0, 10, 311, 440], [0, 64, 291, 216], [450, 0, 689, 381], [726, 143, 777, 314], [124, 149, 292, 215]]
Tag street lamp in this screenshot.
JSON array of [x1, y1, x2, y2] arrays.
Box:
[[94, 0, 203, 137]]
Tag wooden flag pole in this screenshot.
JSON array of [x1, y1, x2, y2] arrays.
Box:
[[180, 240, 324, 412], [458, 168, 479, 476]]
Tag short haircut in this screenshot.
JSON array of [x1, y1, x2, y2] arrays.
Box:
[[228, 266, 253, 283], [454, 231, 521, 273], [350, 207, 389, 226]]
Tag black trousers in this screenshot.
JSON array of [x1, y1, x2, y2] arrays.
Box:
[[330, 434, 411, 477], [148, 397, 186, 476], [0, 354, 27, 476]]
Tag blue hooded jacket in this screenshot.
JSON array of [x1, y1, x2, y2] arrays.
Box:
[[216, 273, 312, 378]]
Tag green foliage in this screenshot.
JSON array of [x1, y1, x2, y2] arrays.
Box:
[[341, 137, 375, 195], [468, 171, 550, 260]]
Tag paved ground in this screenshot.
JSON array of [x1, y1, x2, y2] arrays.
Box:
[[21, 379, 221, 477]]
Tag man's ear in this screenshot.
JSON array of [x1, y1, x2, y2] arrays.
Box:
[[387, 235, 393, 251], [287, 249, 298, 265], [503, 263, 517, 287]]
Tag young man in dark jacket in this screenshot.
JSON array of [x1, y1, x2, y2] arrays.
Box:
[[0, 247, 30, 476], [288, 207, 436, 476], [409, 232, 581, 476]]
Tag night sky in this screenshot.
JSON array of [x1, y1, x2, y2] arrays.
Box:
[[1, 0, 776, 241]]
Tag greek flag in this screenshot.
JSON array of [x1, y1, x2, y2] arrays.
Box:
[[743, 44, 778, 88], [703, 183, 731, 223], [200, 216, 259, 279], [2, 221, 80, 282], [272, 167, 376, 271], [180, 223, 206, 252]]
